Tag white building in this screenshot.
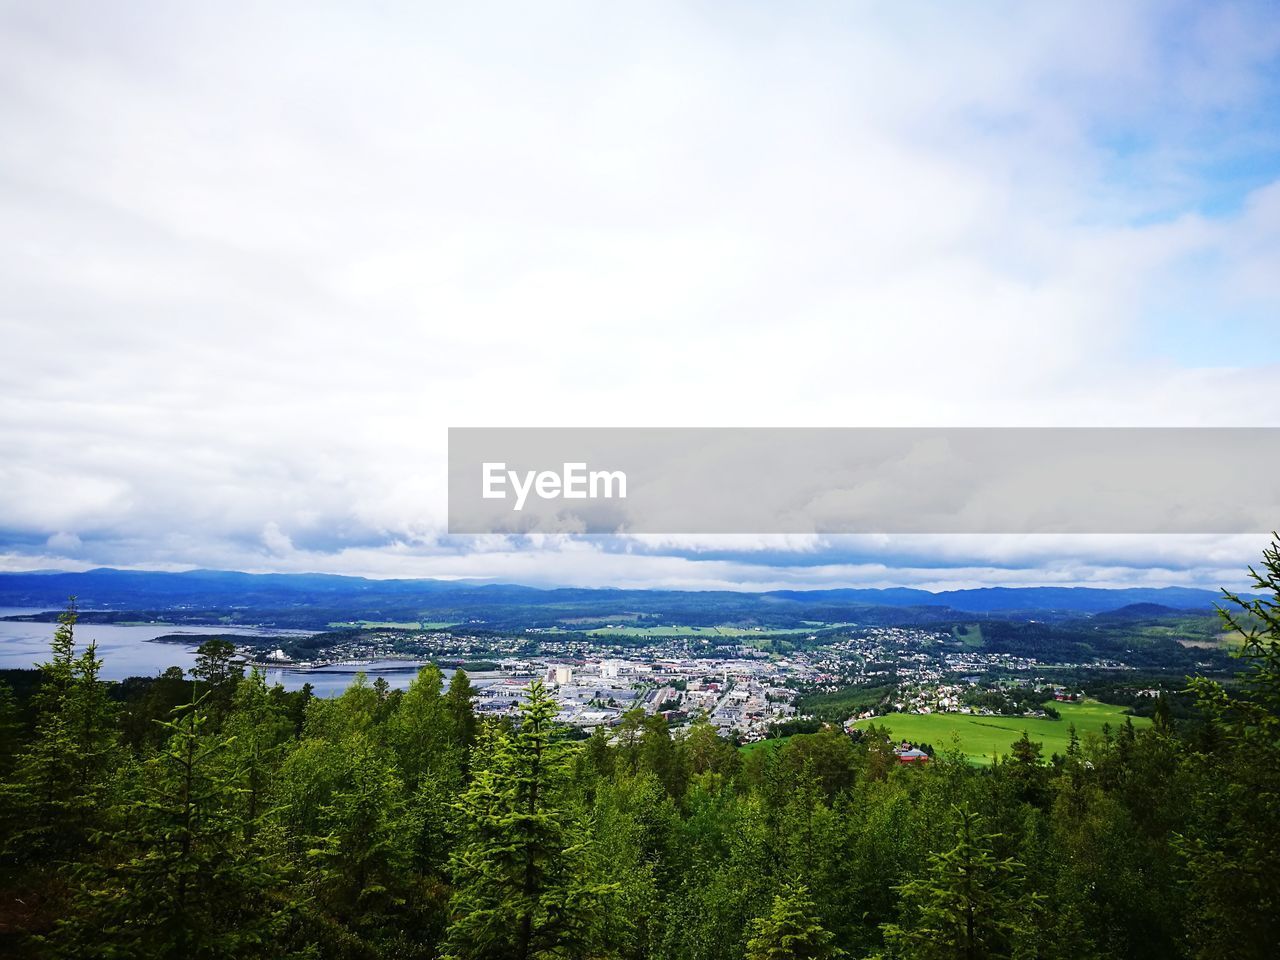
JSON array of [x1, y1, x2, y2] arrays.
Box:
[[546, 664, 574, 685]]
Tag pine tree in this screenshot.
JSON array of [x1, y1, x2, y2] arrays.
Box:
[[307, 735, 416, 939], [1005, 732, 1049, 807], [0, 680, 22, 779], [3, 600, 118, 864], [304, 672, 379, 742], [640, 712, 686, 798], [746, 883, 845, 960], [445, 669, 478, 754], [71, 638, 117, 796], [1179, 535, 1280, 959], [190, 638, 243, 723], [51, 695, 299, 959], [389, 665, 459, 791], [222, 669, 293, 836], [443, 680, 615, 960], [1151, 693, 1174, 736], [0, 680, 23, 847], [680, 713, 740, 783], [878, 807, 1041, 960], [614, 706, 646, 775]]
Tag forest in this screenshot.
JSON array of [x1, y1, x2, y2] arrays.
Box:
[[1, 541, 1278, 959]]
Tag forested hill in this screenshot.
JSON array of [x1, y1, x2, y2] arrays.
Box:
[[1, 543, 1279, 959], [0, 568, 1235, 629]]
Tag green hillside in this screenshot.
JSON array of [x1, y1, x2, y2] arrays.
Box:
[[852, 699, 1149, 764]]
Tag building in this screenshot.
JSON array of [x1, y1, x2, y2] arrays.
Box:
[[545, 664, 574, 685], [895, 744, 930, 763], [600, 660, 625, 679]]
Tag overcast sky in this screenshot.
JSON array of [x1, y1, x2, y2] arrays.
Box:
[[2, 1, 1279, 591]]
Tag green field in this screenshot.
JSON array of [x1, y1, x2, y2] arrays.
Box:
[[852, 700, 1149, 764], [739, 736, 792, 754]]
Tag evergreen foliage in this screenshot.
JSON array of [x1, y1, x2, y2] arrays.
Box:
[[50, 695, 298, 959], [1, 541, 1279, 959], [746, 884, 844, 960], [443, 679, 616, 960]]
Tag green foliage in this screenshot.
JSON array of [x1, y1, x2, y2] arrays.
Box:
[[443, 680, 617, 960], [4, 541, 1280, 959], [797, 684, 895, 724], [117, 665, 193, 751], [0, 680, 22, 778], [852, 699, 1149, 765], [306, 736, 416, 933], [389, 665, 460, 791], [2, 599, 119, 865], [445, 670, 478, 746], [1178, 536, 1280, 960], [746, 883, 844, 960], [877, 808, 1041, 960], [190, 637, 244, 721], [50, 695, 299, 959], [777, 728, 858, 798]]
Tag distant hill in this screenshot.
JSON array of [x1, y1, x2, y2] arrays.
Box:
[[0, 568, 1234, 631], [765, 585, 1228, 615], [1092, 602, 1192, 621]]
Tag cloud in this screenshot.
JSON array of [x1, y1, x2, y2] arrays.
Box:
[[1, 1, 1279, 588], [45, 531, 82, 553], [260, 521, 294, 556]]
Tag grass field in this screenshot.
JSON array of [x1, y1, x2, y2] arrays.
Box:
[[852, 700, 1149, 764], [739, 736, 792, 754]]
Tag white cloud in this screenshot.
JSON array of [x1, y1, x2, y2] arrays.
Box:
[[1, 1, 1278, 588], [45, 531, 82, 553], [260, 521, 294, 556]]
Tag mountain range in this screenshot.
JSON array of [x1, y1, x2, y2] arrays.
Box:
[[0, 568, 1234, 629]]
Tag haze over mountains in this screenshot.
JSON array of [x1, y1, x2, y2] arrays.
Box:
[[0, 568, 1234, 627]]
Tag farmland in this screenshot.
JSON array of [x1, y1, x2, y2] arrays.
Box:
[[852, 699, 1150, 764]]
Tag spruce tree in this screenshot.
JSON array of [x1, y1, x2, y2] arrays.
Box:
[[222, 669, 293, 836], [746, 883, 845, 960], [51, 695, 298, 959], [190, 637, 243, 723], [445, 669, 478, 754], [443, 680, 614, 960], [3, 600, 118, 864], [1005, 732, 1049, 807], [0, 680, 22, 780], [389, 664, 458, 791], [878, 807, 1041, 960], [1179, 535, 1280, 959], [306, 734, 416, 945]]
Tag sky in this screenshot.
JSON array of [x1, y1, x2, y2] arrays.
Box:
[[2, 1, 1279, 592]]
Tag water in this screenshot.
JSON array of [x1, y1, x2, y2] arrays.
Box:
[[0, 608, 386, 696], [260, 660, 446, 697]]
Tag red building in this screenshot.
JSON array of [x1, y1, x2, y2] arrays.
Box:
[[895, 743, 930, 763]]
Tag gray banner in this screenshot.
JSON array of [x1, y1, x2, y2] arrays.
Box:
[[447, 428, 1280, 534]]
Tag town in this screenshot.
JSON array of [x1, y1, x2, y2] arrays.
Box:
[[241, 621, 1151, 741]]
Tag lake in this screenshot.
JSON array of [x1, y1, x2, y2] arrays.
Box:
[[0, 608, 429, 696]]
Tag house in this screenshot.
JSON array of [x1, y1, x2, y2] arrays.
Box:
[[895, 742, 930, 763]]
